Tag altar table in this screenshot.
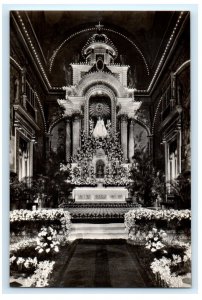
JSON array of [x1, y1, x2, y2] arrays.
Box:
[[72, 187, 128, 203]]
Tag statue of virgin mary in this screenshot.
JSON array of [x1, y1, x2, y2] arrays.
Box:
[[92, 117, 108, 138]]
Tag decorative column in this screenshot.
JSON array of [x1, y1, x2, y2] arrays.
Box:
[[29, 140, 34, 178], [65, 118, 71, 162], [72, 114, 81, 157], [120, 115, 128, 161], [163, 137, 171, 198], [176, 122, 182, 175], [128, 119, 134, 162]]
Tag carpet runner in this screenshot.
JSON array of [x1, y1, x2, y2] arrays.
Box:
[[50, 239, 156, 288]]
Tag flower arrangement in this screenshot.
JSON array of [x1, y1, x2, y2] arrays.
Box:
[[61, 128, 131, 186], [24, 260, 55, 287], [124, 208, 191, 246], [150, 242, 191, 288], [10, 256, 38, 273], [10, 225, 61, 287], [10, 209, 70, 223], [124, 208, 191, 231], [10, 209, 71, 238], [147, 233, 192, 288], [145, 228, 167, 253], [10, 238, 37, 254], [35, 226, 60, 254]]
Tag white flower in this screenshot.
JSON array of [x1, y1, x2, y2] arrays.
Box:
[[54, 246, 59, 252], [151, 248, 156, 252], [156, 241, 164, 249], [17, 257, 25, 265], [10, 256, 16, 264], [46, 248, 50, 253], [38, 248, 43, 253], [24, 260, 55, 287]]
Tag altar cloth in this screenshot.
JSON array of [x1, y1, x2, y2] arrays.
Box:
[[72, 187, 128, 203]]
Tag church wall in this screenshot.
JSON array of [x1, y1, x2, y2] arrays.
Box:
[[10, 64, 21, 173], [151, 16, 190, 184], [10, 17, 48, 179], [177, 67, 190, 173]]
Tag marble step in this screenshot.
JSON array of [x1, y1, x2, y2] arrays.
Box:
[[68, 223, 128, 240]]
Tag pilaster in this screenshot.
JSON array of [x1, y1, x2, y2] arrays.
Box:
[[128, 119, 134, 162], [65, 118, 72, 162], [120, 114, 128, 161], [72, 114, 81, 157]]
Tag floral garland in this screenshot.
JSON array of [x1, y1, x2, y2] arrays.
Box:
[[10, 209, 70, 222], [124, 208, 191, 231], [10, 209, 71, 237]]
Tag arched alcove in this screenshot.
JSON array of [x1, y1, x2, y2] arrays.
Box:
[[96, 159, 105, 178], [89, 94, 111, 129], [84, 85, 117, 135]]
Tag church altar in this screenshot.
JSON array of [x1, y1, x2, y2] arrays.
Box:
[[73, 187, 128, 203]]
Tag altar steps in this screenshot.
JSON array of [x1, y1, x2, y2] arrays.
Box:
[[63, 203, 137, 222], [68, 223, 128, 240]]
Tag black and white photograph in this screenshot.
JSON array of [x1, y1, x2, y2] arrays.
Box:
[[9, 9, 191, 288]]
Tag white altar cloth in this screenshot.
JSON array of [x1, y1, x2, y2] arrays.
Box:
[[73, 187, 128, 202]]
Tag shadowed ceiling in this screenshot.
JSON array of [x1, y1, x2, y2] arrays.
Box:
[[13, 11, 186, 90]]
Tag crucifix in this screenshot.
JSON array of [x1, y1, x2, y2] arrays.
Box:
[[95, 21, 104, 31]]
